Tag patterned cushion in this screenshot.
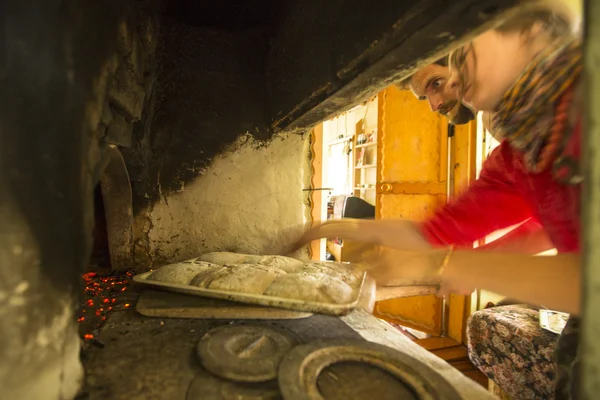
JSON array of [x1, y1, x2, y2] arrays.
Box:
[[467, 305, 559, 399]]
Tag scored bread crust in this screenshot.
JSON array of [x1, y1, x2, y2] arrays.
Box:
[[263, 272, 353, 304], [147, 261, 220, 285], [253, 255, 304, 273], [148, 254, 360, 305], [198, 252, 263, 265], [205, 264, 285, 294], [303, 261, 362, 286]]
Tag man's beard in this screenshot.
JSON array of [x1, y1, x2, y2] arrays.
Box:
[[450, 104, 475, 125], [442, 100, 475, 125]]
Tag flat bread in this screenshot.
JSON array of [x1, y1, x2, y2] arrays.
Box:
[[264, 272, 354, 304], [206, 264, 285, 294], [304, 261, 362, 286], [253, 255, 304, 273], [198, 252, 263, 266], [147, 261, 219, 285]]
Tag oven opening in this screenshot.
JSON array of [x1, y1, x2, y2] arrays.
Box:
[[79, 148, 136, 344], [90, 184, 111, 274]]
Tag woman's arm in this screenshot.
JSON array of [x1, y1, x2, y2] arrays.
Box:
[[421, 142, 534, 247], [476, 219, 555, 254], [295, 219, 433, 252], [294, 144, 537, 253], [443, 251, 580, 315]]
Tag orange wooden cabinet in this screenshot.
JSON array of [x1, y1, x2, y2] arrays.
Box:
[[374, 86, 447, 336], [373, 86, 477, 342]]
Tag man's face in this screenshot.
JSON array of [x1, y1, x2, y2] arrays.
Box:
[[408, 64, 475, 125]]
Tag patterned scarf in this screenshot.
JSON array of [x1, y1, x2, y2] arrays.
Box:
[[491, 39, 582, 171]]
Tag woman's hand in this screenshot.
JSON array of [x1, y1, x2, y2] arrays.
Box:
[[292, 219, 381, 250], [358, 245, 475, 296], [292, 218, 432, 253], [436, 250, 476, 297], [356, 245, 445, 286], [292, 219, 474, 296]]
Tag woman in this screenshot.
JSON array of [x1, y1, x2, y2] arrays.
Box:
[[296, 3, 580, 302], [293, 1, 582, 398]]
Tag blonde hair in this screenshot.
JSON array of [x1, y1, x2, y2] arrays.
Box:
[[449, 0, 578, 91], [495, 0, 577, 37]]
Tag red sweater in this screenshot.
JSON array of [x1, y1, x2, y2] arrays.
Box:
[[421, 120, 581, 253]]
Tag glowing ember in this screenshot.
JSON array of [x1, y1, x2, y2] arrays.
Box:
[[78, 269, 134, 340]]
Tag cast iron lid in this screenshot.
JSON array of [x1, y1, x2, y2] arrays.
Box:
[[277, 339, 462, 400], [197, 324, 297, 383]]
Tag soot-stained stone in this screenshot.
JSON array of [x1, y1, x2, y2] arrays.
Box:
[[135, 18, 272, 205]]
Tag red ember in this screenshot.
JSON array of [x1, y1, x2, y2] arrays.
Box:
[[78, 269, 134, 340]]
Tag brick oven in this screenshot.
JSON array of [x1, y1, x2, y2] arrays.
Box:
[[0, 0, 526, 399]]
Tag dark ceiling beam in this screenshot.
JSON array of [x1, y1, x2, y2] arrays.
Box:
[[268, 0, 524, 133]]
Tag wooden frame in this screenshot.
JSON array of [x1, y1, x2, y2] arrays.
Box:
[[446, 120, 478, 343], [309, 124, 325, 260]]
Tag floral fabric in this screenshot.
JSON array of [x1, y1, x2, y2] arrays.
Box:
[[467, 305, 559, 399]]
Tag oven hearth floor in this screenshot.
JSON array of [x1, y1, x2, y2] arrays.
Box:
[[77, 287, 495, 400], [78, 289, 363, 400]]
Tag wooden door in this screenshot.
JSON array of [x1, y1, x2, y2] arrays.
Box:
[[373, 85, 478, 340], [373, 86, 448, 336]]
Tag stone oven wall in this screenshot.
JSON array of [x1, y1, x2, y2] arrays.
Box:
[[144, 133, 308, 264], [124, 7, 310, 268], [0, 0, 160, 398]]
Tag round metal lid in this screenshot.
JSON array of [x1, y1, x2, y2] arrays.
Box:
[[186, 371, 280, 400], [197, 325, 297, 383], [277, 339, 462, 400]]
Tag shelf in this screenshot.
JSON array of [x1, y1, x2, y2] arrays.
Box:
[[355, 164, 376, 169], [328, 137, 352, 146], [355, 142, 377, 149]]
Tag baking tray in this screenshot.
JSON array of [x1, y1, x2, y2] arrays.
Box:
[[133, 266, 367, 317]]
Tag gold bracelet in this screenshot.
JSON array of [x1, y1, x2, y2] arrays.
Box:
[[437, 245, 455, 276]]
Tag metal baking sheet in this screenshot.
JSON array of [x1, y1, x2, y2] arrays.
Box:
[[133, 266, 367, 317]]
